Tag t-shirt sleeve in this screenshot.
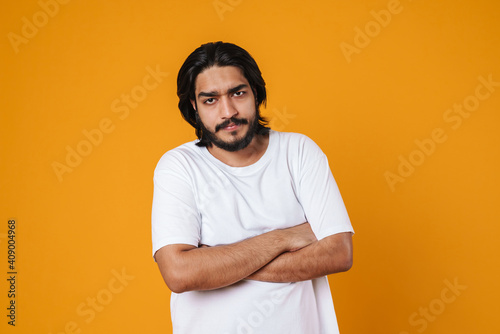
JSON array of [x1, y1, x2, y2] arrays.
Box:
[[151, 151, 201, 259], [295, 136, 354, 240]]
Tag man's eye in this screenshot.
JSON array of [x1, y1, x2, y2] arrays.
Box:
[[204, 98, 216, 104], [234, 91, 245, 97]]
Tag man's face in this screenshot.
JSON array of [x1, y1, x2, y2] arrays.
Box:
[[192, 65, 258, 152]]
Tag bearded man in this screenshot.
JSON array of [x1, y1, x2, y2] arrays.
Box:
[[152, 41, 354, 334]]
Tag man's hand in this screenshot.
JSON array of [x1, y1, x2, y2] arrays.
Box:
[[199, 223, 316, 251], [247, 231, 353, 283], [282, 222, 317, 252], [155, 222, 316, 293]]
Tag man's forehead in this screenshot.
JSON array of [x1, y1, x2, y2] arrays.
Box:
[[194, 65, 248, 94]]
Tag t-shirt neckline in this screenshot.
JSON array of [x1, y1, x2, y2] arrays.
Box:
[[199, 130, 276, 176]]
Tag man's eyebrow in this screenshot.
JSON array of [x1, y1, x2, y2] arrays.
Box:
[[197, 84, 248, 99], [227, 84, 248, 95]]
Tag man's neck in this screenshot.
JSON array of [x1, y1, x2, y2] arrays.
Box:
[[207, 133, 270, 167]]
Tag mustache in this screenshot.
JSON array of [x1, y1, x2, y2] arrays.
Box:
[[215, 117, 248, 132]]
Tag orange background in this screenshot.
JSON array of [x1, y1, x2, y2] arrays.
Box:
[[1, 0, 499, 333]]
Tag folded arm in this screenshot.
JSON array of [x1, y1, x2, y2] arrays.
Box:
[[154, 223, 316, 293], [247, 231, 353, 283]]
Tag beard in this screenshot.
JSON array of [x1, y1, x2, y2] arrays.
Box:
[[196, 113, 259, 152]]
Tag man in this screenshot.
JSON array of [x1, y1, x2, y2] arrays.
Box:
[[152, 41, 354, 334]]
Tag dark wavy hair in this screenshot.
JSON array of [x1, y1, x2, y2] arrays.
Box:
[[177, 41, 270, 147]]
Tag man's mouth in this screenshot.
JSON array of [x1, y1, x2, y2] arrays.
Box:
[[223, 123, 239, 131], [216, 118, 248, 132]]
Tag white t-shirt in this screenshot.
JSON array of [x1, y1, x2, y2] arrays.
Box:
[[152, 130, 354, 334]]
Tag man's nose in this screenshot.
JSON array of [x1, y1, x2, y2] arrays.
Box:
[[219, 97, 238, 118]]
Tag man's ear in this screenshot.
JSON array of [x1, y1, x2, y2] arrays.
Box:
[[190, 99, 197, 112]]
